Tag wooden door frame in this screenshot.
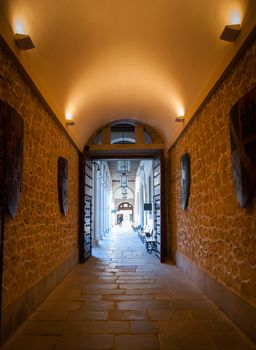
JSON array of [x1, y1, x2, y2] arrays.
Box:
[[79, 152, 86, 262], [79, 148, 166, 263], [79, 149, 93, 263]]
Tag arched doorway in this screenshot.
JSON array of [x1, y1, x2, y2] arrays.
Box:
[[79, 120, 165, 262], [117, 202, 133, 225]]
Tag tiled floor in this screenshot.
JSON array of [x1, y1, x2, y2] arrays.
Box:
[[3, 225, 256, 350]]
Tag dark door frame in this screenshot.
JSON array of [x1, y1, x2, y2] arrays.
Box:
[[79, 147, 166, 263], [79, 149, 93, 262]]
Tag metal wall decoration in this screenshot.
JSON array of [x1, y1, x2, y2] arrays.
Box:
[[180, 153, 190, 210], [58, 157, 68, 216], [230, 86, 256, 208], [0, 100, 24, 218]]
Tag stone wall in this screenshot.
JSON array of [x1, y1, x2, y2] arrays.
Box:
[[0, 42, 80, 311], [167, 38, 256, 306]]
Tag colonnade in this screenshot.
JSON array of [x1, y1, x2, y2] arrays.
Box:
[[92, 161, 112, 245], [134, 160, 154, 230]]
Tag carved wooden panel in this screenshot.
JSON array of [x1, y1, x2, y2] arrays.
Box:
[[230, 86, 256, 208], [58, 157, 68, 216], [0, 100, 24, 218], [180, 153, 190, 210], [153, 156, 161, 259]]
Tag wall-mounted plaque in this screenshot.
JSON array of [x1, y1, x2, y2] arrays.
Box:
[[58, 157, 68, 216], [0, 100, 24, 218], [180, 153, 190, 210], [230, 86, 256, 208]]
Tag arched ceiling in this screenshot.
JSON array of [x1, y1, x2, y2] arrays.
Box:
[[0, 0, 256, 151]]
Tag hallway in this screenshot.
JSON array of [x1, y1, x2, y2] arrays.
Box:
[[2, 226, 255, 350]]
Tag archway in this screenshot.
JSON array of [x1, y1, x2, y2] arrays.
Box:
[[117, 202, 134, 225], [79, 120, 165, 262]]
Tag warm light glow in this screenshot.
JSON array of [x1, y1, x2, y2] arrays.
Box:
[[177, 104, 185, 117], [14, 18, 27, 34], [229, 9, 241, 25], [65, 111, 73, 120]]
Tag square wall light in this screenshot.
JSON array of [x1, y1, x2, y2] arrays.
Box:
[[14, 33, 35, 50], [220, 24, 241, 42]]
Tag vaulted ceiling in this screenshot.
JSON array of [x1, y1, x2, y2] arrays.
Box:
[[1, 0, 256, 151]]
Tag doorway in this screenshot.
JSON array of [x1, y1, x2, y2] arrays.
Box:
[[79, 120, 165, 263], [79, 154, 165, 263]]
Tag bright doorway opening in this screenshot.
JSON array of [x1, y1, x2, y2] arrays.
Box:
[[80, 157, 164, 262]]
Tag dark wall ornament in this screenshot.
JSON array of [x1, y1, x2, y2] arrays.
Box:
[[58, 157, 68, 216], [230, 86, 256, 208], [0, 100, 24, 218], [180, 153, 190, 210]]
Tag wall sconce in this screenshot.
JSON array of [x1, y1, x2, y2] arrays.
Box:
[[66, 119, 75, 126], [14, 33, 35, 50], [175, 115, 185, 123], [220, 24, 241, 42]]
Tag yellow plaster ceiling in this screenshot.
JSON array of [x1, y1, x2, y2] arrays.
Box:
[[1, 0, 256, 150]]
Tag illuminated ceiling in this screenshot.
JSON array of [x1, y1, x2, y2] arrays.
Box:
[[0, 0, 256, 151]]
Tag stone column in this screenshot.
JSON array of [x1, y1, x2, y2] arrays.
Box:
[[93, 163, 101, 245]]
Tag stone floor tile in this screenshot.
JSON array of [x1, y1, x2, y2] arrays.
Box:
[[82, 320, 129, 334], [124, 289, 164, 294], [18, 320, 88, 335], [75, 294, 103, 301], [97, 277, 117, 282], [189, 309, 226, 320], [119, 283, 161, 290], [82, 288, 124, 295], [104, 294, 154, 301], [68, 310, 108, 320], [131, 320, 158, 334], [30, 309, 70, 321], [117, 279, 155, 284], [2, 226, 255, 350], [2, 335, 58, 350], [159, 333, 216, 350], [148, 310, 191, 321], [209, 320, 244, 334], [54, 335, 114, 349], [108, 310, 148, 320], [170, 299, 218, 311], [83, 283, 118, 289], [38, 301, 83, 311], [80, 300, 116, 310], [211, 333, 256, 349], [115, 335, 160, 350], [117, 300, 172, 311], [116, 275, 147, 280]]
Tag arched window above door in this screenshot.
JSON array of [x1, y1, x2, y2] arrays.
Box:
[[118, 202, 133, 210], [88, 120, 163, 156]]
